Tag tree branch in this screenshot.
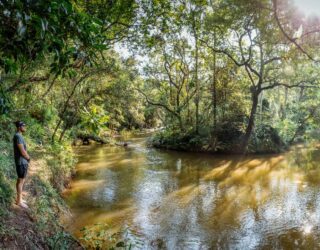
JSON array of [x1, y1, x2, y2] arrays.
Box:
[[200, 39, 247, 67], [264, 56, 282, 65], [261, 80, 319, 91], [135, 88, 180, 118], [6, 74, 50, 92], [272, 0, 319, 62]]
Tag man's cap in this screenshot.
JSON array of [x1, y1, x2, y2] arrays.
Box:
[[15, 121, 26, 128]]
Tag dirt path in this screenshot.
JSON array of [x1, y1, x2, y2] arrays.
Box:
[[1, 151, 82, 249], [1, 158, 48, 249]]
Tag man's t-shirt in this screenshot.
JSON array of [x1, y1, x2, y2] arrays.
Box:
[[13, 133, 28, 166]]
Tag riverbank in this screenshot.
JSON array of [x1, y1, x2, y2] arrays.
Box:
[[0, 126, 153, 248], [151, 125, 287, 154], [0, 140, 82, 249]]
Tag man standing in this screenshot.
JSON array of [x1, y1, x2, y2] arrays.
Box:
[[13, 121, 30, 208]]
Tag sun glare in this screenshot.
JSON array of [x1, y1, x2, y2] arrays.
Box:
[[294, 0, 320, 17], [303, 224, 313, 234]]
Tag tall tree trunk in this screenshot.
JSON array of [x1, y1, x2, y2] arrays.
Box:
[[195, 34, 199, 133], [192, 11, 200, 134], [213, 72, 217, 128], [58, 126, 68, 142], [282, 87, 288, 119], [241, 89, 259, 153], [51, 68, 106, 142], [52, 118, 62, 142], [299, 87, 304, 101], [212, 32, 217, 129], [178, 115, 183, 131], [259, 91, 263, 122], [187, 87, 191, 124]]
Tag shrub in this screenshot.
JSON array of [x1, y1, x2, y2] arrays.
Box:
[[213, 122, 245, 153], [248, 124, 286, 154], [47, 143, 76, 192], [0, 141, 15, 207], [151, 129, 208, 151]]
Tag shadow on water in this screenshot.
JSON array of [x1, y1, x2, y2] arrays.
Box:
[[63, 138, 320, 249]]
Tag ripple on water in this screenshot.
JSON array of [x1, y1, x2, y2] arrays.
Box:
[[64, 141, 320, 249]]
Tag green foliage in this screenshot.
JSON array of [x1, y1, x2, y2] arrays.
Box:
[[26, 120, 46, 144], [29, 177, 79, 249], [0, 141, 15, 208], [0, 115, 15, 141], [0, 0, 107, 74], [248, 124, 286, 154], [275, 118, 297, 144], [47, 142, 76, 191], [120, 129, 132, 141], [213, 122, 245, 153], [152, 122, 287, 154], [0, 173, 14, 206], [2, 0, 320, 248], [79, 104, 109, 135], [0, 116, 78, 247], [138, 0, 320, 153], [0, 223, 16, 243], [0, 90, 11, 115], [47, 231, 77, 250], [29, 103, 58, 124], [152, 129, 208, 151], [33, 194, 58, 231]]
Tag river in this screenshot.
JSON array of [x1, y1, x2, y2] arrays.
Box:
[[62, 134, 320, 249]]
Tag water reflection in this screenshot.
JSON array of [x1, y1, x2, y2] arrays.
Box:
[[62, 138, 320, 249]]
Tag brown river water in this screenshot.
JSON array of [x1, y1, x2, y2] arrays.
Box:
[[62, 134, 320, 249]]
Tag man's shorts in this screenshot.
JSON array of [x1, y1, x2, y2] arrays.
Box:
[[16, 164, 28, 179]]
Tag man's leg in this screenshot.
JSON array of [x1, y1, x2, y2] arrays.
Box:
[[15, 164, 28, 208], [16, 178, 25, 205]]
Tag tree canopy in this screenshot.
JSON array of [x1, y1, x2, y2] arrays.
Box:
[[1, 0, 320, 153]]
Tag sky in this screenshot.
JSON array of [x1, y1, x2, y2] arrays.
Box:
[[293, 0, 320, 17], [115, 0, 320, 61]]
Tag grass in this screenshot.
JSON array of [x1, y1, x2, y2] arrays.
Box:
[[0, 133, 81, 249]]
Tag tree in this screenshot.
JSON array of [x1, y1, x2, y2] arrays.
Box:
[[201, 0, 319, 152], [0, 0, 137, 115]]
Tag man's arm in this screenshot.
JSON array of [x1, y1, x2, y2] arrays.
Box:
[[17, 144, 30, 161]]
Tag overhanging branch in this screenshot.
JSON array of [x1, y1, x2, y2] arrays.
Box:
[[261, 80, 319, 91], [272, 0, 319, 62]]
